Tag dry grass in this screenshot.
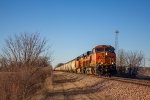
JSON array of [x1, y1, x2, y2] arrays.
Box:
[[0, 66, 52, 100]]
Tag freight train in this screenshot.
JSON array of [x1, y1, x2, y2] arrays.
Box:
[[55, 45, 117, 76]]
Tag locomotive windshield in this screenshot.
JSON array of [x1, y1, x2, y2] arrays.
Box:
[[95, 48, 104, 53], [105, 47, 115, 53]]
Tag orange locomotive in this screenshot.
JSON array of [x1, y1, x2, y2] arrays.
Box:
[[75, 45, 116, 76]]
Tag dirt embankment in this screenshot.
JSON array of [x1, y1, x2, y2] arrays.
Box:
[[44, 71, 150, 100]]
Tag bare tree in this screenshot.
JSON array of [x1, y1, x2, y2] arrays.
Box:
[[1, 33, 50, 68], [33, 56, 50, 67], [0, 33, 53, 100], [0, 57, 7, 68], [126, 51, 144, 67], [117, 49, 126, 67], [117, 49, 144, 67]]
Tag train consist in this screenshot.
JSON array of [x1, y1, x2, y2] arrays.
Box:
[[55, 45, 117, 76]]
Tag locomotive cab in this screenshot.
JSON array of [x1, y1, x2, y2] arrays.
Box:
[[92, 45, 116, 76], [93, 45, 115, 65]]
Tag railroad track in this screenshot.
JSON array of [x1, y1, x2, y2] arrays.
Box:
[[56, 71, 150, 87], [61, 71, 150, 87], [108, 76, 150, 87]]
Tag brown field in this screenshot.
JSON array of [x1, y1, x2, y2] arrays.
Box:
[[0, 67, 52, 100]]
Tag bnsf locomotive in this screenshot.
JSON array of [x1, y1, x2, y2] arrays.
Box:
[[55, 45, 117, 76]]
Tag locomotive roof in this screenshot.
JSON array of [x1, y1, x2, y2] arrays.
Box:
[[61, 45, 114, 65], [64, 51, 91, 64], [95, 45, 114, 48]]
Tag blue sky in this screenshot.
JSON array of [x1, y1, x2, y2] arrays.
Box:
[[0, 0, 150, 67]]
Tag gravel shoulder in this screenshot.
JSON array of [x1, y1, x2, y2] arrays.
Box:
[[45, 71, 150, 100]]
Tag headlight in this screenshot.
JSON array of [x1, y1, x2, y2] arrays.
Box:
[[105, 52, 108, 56]]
